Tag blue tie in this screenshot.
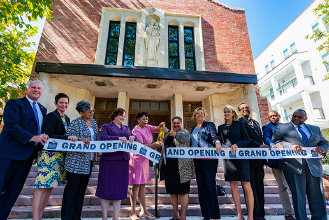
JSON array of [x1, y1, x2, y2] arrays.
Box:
[[33, 102, 41, 135], [298, 125, 308, 146]]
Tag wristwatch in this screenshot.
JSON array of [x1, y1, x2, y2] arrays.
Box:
[[167, 130, 171, 134]]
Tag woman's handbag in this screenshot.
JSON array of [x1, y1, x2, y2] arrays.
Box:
[[216, 182, 226, 196]]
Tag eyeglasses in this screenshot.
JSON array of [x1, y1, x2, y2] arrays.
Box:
[[87, 109, 95, 114]]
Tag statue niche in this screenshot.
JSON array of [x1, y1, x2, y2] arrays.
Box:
[[144, 19, 160, 67]]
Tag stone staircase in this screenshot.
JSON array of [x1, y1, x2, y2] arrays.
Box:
[[8, 163, 304, 219]]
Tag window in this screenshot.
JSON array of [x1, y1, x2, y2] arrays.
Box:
[[168, 26, 179, 69], [269, 88, 275, 100], [265, 64, 270, 73], [323, 16, 329, 32], [322, 53, 329, 72], [184, 27, 196, 70], [312, 22, 320, 33], [270, 60, 275, 69], [290, 42, 297, 54], [122, 22, 137, 66], [283, 49, 289, 59], [105, 21, 120, 65]]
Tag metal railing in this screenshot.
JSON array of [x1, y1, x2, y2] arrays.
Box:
[[313, 108, 326, 119], [277, 78, 298, 95], [264, 93, 275, 100], [304, 75, 315, 85]]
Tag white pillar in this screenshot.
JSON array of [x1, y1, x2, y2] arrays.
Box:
[[301, 91, 314, 122], [270, 77, 279, 99], [171, 94, 184, 127], [292, 60, 306, 86], [244, 84, 262, 124], [117, 92, 129, 125], [275, 103, 285, 122]]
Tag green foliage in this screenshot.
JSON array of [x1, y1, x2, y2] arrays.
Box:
[[306, 0, 329, 81], [0, 0, 54, 101]]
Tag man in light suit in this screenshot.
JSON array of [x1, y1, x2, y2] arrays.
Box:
[[263, 110, 294, 220], [0, 79, 49, 219], [273, 109, 328, 220]]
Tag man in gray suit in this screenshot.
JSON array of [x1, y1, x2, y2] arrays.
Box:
[[273, 109, 328, 220]]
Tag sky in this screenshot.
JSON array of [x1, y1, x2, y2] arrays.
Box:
[[29, 0, 315, 60], [218, 0, 314, 59]]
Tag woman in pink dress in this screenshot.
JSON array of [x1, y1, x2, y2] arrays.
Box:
[[129, 112, 164, 220]]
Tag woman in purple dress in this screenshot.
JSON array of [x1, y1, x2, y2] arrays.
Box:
[[96, 108, 136, 220]]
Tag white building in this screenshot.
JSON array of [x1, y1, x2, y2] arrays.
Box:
[[254, 0, 329, 136]]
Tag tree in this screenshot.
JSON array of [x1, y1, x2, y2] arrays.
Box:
[[0, 0, 54, 107], [305, 0, 329, 81]]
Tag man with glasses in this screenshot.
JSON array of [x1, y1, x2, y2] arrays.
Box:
[[273, 109, 328, 220], [238, 103, 269, 220], [263, 111, 295, 220]]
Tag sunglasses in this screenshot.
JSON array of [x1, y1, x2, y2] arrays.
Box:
[[292, 115, 304, 119]]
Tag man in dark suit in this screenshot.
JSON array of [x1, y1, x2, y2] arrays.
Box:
[[273, 109, 328, 220], [238, 103, 269, 220], [262, 111, 294, 220], [0, 79, 49, 219]]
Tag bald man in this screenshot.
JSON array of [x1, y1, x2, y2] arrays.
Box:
[[262, 110, 294, 220], [273, 109, 328, 220]]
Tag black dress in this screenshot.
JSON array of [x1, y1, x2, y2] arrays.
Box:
[[218, 121, 252, 182], [163, 136, 190, 194]]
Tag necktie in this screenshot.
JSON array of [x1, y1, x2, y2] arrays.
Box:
[[33, 102, 41, 135], [298, 125, 308, 146]]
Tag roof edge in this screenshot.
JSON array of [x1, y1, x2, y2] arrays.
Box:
[[210, 0, 245, 11]]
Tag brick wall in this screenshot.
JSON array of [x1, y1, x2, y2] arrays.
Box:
[[34, 0, 266, 119]]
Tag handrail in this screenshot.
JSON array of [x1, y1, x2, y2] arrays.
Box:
[[277, 78, 298, 93]]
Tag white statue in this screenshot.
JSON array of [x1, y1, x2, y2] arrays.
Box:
[[145, 19, 160, 66]]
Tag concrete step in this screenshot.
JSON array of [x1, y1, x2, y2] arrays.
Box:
[[24, 177, 279, 187], [15, 193, 286, 207], [27, 170, 276, 179], [10, 204, 326, 219], [20, 185, 281, 196]]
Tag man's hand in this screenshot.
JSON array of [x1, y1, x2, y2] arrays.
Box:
[[291, 144, 302, 153], [272, 143, 283, 149], [314, 146, 326, 155], [260, 144, 271, 150], [162, 126, 169, 134], [30, 134, 49, 145], [230, 144, 238, 154], [68, 136, 78, 142], [80, 137, 90, 145]]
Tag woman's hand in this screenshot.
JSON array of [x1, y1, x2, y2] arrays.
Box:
[[216, 141, 225, 153], [230, 144, 238, 154], [80, 137, 90, 145], [162, 126, 169, 134], [119, 137, 128, 143], [152, 142, 162, 151], [68, 136, 78, 142], [129, 136, 135, 143], [159, 122, 165, 128]]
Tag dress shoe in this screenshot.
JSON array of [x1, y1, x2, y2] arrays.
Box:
[[138, 212, 156, 219], [284, 215, 295, 220]]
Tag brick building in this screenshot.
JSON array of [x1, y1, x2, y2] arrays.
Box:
[[34, 0, 269, 130]]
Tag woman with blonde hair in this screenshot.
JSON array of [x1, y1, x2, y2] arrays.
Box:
[[217, 105, 256, 220], [191, 107, 222, 220]]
